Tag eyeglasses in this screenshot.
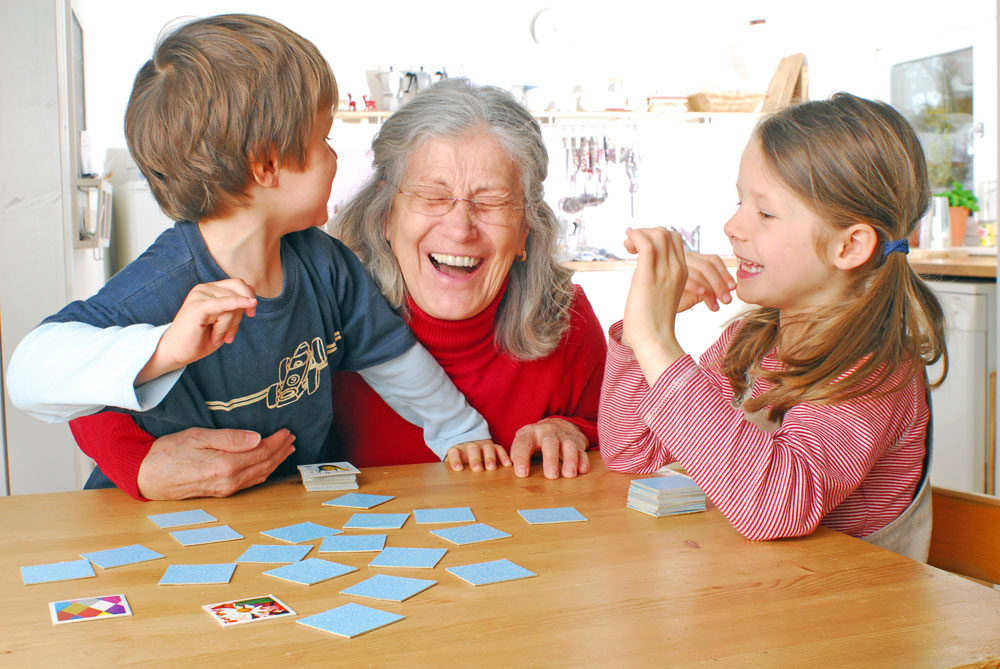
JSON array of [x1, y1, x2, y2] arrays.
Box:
[[394, 185, 529, 225]]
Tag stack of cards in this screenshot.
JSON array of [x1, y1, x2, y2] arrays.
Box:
[[627, 470, 706, 517], [297, 462, 360, 491]]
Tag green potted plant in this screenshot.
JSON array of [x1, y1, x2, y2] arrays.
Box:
[[936, 181, 979, 247]]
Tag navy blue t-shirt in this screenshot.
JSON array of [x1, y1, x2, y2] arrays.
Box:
[[46, 222, 415, 474]]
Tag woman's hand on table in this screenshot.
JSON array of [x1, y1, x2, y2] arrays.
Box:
[[510, 417, 590, 479], [136, 427, 296, 500], [445, 440, 512, 473]]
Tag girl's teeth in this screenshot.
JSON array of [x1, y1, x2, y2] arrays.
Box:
[[741, 260, 763, 273], [430, 253, 479, 268]]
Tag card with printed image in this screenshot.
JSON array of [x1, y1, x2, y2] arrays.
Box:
[[343, 513, 408, 530], [297, 462, 360, 478], [413, 507, 475, 524], [147, 508, 217, 528], [81, 544, 163, 569], [369, 547, 447, 569], [430, 523, 511, 546], [170, 525, 243, 546], [517, 506, 588, 525], [202, 594, 295, 627], [22, 558, 95, 585], [446, 559, 537, 586], [261, 521, 342, 544], [319, 534, 387, 553], [297, 603, 403, 638], [159, 563, 237, 585], [50, 594, 132, 625], [322, 493, 394, 509], [341, 573, 436, 602], [263, 558, 357, 586]]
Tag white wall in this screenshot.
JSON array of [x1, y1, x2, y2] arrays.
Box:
[[73, 0, 995, 165]]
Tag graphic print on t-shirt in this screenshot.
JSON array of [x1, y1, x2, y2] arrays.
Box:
[[205, 333, 341, 412]]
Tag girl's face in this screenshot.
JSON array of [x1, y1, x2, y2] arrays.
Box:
[[723, 139, 849, 318]]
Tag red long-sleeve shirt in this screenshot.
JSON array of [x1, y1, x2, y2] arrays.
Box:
[[70, 285, 606, 498], [598, 320, 926, 540], [328, 285, 606, 465]]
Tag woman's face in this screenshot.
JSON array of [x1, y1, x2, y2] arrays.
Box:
[[385, 131, 529, 321]]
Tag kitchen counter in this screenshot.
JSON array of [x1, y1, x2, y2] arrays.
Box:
[[566, 248, 998, 280]]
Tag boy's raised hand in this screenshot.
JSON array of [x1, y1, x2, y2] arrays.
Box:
[[136, 279, 258, 385]]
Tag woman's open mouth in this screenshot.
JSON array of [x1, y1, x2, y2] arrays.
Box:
[[429, 253, 482, 276]]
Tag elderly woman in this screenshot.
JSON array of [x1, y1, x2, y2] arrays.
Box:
[[329, 78, 606, 475], [40, 79, 607, 499]]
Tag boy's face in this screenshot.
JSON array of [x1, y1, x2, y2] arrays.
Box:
[[276, 107, 338, 231]]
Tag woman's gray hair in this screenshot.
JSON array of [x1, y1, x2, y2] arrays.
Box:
[[333, 77, 574, 360]]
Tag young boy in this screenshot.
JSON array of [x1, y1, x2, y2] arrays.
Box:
[[7, 14, 492, 495]]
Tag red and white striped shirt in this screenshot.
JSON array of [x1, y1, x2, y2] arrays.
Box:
[[598, 320, 927, 540]]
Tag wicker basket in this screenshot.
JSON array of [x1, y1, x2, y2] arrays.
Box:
[[687, 91, 764, 113]]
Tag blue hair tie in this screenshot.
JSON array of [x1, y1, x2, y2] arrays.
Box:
[[883, 239, 909, 257]]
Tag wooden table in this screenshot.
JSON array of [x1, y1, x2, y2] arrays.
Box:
[[4, 460, 1000, 667]]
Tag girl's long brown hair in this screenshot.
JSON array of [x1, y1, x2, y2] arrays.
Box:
[[724, 93, 948, 421]]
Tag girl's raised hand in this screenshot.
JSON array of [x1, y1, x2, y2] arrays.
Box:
[[622, 227, 688, 386], [682, 252, 737, 312]]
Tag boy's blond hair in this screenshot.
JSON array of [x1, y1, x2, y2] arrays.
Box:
[[125, 14, 337, 222]]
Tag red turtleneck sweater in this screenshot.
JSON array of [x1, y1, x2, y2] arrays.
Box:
[[68, 285, 606, 498], [328, 284, 606, 466]]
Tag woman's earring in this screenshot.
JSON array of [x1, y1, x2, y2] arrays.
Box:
[[517, 249, 527, 262]]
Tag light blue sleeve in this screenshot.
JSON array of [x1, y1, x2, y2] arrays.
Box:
[[357, 342, 492, 459], [5, 321, 183, 422]]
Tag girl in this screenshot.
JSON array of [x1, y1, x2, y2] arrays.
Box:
[[598, 93, 948, 560]]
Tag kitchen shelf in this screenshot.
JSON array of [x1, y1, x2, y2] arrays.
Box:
[[334, 110, 760, 125]]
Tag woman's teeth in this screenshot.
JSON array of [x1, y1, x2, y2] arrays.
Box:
[[740, 259, 763, 274], [429, 253, 481, 272]]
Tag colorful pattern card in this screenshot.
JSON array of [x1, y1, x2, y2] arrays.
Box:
[[343, 513, 408, 530], [369, 547, 447, 569], [447, 559, 537, 586], [322, 493, 394, 509], [22, 558, 95, 585], [236, 544, 312, 564], [319, 534, 387, 553], [341, 573, 436, 602], [147, 508, 216, 528], [81, 544, 163, 569], [169, 525, 243, 546], [50, 594, 132, 625], [430, 523, 511, 546], [261, 521, 342, 544], [413, 507, 475, 524], [517, 506, 588, 524], [263, 558, 357, 586], [202, 594, 295, 627], [297, 462, 360, 478], [297, 603, 403, 638], [159, 563, 236, 585]]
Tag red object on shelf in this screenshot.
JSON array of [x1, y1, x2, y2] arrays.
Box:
[[363, 95, 377, 111]]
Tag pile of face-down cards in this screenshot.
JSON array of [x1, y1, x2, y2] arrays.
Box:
[[297, 462, 360, 492], [627, 469, 706, 517]]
